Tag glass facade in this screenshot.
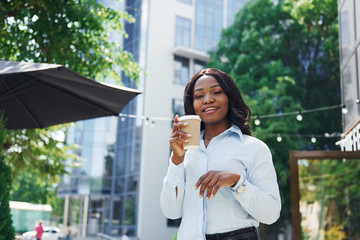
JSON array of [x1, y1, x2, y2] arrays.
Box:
[[342, 57, 358, 128], [174, 55, 190, 85], [339, 0, 360, 131], [175, 16, 191, 47], [339, 0, 355, 63], [58, 0, 143, 237], [110, 0, 143, 236], [356, 0, 360, 41], [226, 0, 246, 27], [195, 0, 223, 51], [177, 0, 192, 4], [59, 0, 249, 237], [193, 59, 207, 75], [59, 117, 118, 196], [172, 98, 184, 117]]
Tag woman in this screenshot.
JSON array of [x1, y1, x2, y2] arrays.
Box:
[[160, 68, 281, 240]]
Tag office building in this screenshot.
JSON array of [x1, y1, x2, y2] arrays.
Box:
[[337, 0, 360, 150], [58, 0, 247, 239]]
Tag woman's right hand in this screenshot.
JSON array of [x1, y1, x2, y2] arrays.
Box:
[[169, 115, 190, 165]]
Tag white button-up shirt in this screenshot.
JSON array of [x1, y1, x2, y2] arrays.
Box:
[[160, 125, 281, 240]]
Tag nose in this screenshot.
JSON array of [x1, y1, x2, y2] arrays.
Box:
[[203, 94, 214, 104]]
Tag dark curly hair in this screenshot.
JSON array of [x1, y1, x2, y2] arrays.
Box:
[[183, 68, 252, 136]]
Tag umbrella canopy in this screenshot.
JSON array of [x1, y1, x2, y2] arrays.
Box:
[[0, 60, 140, 129]]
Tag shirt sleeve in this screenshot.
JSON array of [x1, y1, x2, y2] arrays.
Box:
[[231, 144, 281, 224], [160, 155, 185, 219]]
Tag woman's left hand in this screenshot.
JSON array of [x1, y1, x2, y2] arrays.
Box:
[[194, 171, 240, 200]]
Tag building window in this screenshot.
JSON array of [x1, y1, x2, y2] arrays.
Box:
[[175, 16, 191, 47], [226, 0, 246, 27], [342, 56, 358, 129], [339, 0, 355, 63], [193, 59, 207, 75], [174, 55, 190, 85], [167, 218, 182, 227], [177, 0, 192, 4], [195, 0, 223, 51], [356, 0, 360, 41], [172, 99, 184, 117]]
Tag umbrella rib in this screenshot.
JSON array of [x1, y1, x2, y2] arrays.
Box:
[[0, 73, 43, 99], [1, 71, 119, 115], [2, 80, 43, 128], [37, 71, 121, 116]]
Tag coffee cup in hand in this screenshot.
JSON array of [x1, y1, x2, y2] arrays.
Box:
[[179, 115, 201, 150]]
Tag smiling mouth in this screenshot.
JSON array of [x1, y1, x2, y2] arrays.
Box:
[[203, 107, 217, 112]]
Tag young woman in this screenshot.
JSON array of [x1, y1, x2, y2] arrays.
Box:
[[160, 68, 281, 240]]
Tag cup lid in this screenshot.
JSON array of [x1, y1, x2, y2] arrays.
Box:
[[178, 115, 201, 121]]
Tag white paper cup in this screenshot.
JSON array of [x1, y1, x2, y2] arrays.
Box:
[[179, 115, 201, 150]]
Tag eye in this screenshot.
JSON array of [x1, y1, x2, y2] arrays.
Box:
[[214, 90, 222, 95], [194, 94, 203, 99]]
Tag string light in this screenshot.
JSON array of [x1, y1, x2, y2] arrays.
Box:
[[254, 117, 261, 126], [251, 99, 359, 123], [342, 104, 348, 114], [144, 117, 149, 125], [116, 100, 358, 141], [296, 111, 303, 121]]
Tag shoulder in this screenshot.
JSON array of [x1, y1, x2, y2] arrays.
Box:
[[243, 135, 271, 154]]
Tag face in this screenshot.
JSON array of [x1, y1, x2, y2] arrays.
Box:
[[193, 75, 229, 128]]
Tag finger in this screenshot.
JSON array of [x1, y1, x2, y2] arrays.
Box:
[[210, 182, 222, 198], [205, 177, 219, 200], [172, 115, 179, 133], [170, 130, 191, 139], [198, 174, 215, 197], [172, 121, 189, 131], [169, 137, 189, 146], [172, 115, 189, 133], [194, 173, 208, 190]]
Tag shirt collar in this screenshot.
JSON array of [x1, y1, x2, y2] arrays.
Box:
[[200, 124, 244, 142], [226, 125, 244, 141]]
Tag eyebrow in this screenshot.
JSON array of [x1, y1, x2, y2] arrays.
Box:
[[194, 84, 220, 92]]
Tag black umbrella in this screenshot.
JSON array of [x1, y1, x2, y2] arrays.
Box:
[[0, 60, 140, 129]]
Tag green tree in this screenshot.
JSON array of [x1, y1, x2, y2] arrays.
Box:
[[0, 118, 15, 240], [0, 0, 142, 219], [208, 0, 340, 234], [299, 159, 360, 238]]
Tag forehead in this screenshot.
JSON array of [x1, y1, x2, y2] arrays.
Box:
[[194, 75, 219, 90]]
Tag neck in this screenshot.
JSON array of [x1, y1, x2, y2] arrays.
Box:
[[203, 122, 230, 142]]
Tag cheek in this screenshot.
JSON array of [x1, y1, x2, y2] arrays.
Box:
[[193, 101, 201, 114], [223, 99, 229, 114]]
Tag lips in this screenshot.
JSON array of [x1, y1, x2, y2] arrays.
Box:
[[203, 106, 218, 112]]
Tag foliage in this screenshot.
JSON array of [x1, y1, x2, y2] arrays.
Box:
[[299, 159, 360, 238], [10, 171, 58, 204], [3, 123, 81, 182], [0, 0, 142, 214], [0, 118, 15, 240], [208, 0, 340, 231], [0, 0, 142, 82]]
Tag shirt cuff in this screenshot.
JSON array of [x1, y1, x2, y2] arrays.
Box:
[[230, 176, 245, 192], [165, 158, 185, 185]]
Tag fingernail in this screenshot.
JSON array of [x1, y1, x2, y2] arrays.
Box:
[[211, 194, 214, 198], [185, 140, 189, 143], [187, 133, 192, 137], [183, 122, 189, 125], [206, 196, 210, 200], [199, 195, 202, 198], [194, 186, 197, 190]]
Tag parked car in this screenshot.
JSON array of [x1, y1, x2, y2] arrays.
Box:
[[22, 227, 65, 240]]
